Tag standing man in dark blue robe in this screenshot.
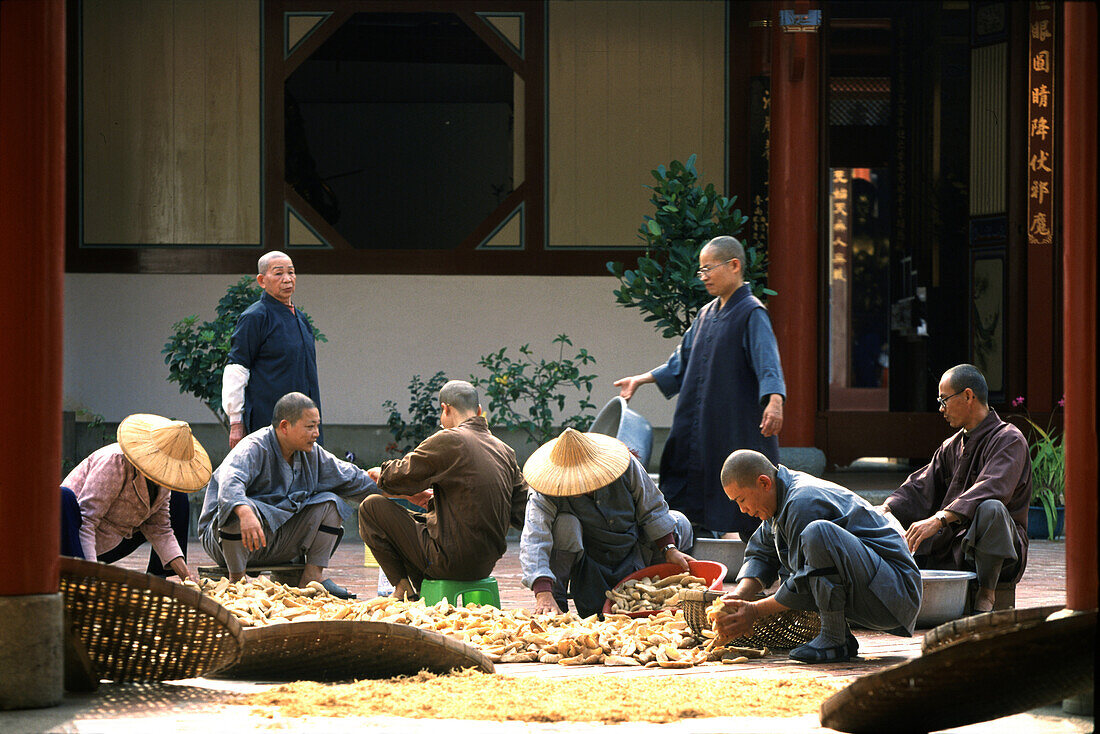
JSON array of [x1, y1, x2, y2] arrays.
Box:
[[223, 251, 322, 449], [615, 236, 786, 538]]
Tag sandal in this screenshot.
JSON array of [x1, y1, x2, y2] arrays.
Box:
[[789, 640, 852, 664]]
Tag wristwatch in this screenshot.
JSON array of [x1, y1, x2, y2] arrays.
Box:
[[936, 512, 949, 529], [662, 543, 678, 553]]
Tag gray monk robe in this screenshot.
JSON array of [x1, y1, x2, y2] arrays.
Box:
[[360, 415, 528, 584], [199, 426, 377, 568], [520, 457, 682, 618], [886, 409, 1031, 583], [740, 466, 921, 636]]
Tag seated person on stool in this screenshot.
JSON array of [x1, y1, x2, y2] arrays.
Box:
[[358, 380, 528, 601], [61, 414, 211, 582], [713, 450, 921, 664], [881, 364, 1031, 613], [198, 392, 377, 598], [519, 428, 695, 618]]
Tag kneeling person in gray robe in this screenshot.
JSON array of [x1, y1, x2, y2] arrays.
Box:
[[519, 428, 694, 618], [199, 392, 378, 598], [713, 450, 921, 664]]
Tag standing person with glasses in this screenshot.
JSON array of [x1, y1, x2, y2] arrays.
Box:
[[614, 236, 786, 541], [880, 364, 1032, 613]]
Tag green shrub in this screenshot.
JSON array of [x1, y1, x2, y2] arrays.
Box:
[[162, 277, 326, 431], [382, 371, 449, 456], [471, 335, 597, 447], [607, 154, 772, 339]]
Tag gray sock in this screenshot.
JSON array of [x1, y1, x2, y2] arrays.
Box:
[[809, 610, 849, 648]]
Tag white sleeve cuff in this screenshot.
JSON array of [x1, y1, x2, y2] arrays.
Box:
[[222, 363, 250, 423]]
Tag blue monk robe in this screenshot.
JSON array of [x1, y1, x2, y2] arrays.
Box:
[[228, 291, 322, 441], [652, 284, 785, 535]]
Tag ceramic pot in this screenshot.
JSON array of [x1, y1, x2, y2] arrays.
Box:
[[1026, 505, 1065, 539]]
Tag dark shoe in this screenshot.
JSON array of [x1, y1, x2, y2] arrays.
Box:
[[847, 632, 859, 658], [789, 641, 852, 664], [321, 578, 357, 599]]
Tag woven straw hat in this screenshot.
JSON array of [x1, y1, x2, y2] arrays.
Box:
[[522, 428, 631, 497], [117, 414, 212, 492]]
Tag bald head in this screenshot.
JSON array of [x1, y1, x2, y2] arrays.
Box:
[[942, 364, 988, 406], [439, 380, 479, 414], [258, 250, 293, 275], [720, 449, 777, 490], [702, 236, 745, 265]]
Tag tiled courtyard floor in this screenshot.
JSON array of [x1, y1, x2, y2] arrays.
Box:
[[3, 535, 1090, 734]]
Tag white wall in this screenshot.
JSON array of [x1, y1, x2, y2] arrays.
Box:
[[63, 274, 681, 428]]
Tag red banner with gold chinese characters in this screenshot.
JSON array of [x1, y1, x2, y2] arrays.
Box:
[[1027, 1, 1055, 245]]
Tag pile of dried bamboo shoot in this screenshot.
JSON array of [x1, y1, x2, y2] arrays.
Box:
[[188, 576, 765, 668]]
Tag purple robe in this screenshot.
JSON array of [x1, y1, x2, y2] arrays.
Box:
[[886, 409, 1031, 583]]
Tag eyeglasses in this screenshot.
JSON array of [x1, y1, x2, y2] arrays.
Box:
[[696, 259, 733, 278], [936, 390, 966, 408]]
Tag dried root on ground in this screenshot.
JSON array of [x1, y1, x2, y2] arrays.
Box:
[[189, 577, 762, 668], [247, 668, 848, 722]]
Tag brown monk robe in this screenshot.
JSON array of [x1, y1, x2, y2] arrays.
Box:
[[884, 365, 1031, 613], [358, 380, 528, 600]]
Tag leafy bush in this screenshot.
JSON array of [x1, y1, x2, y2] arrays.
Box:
[[1011, 396, 1065, 540], [607, 154, 772, 338], [382, 371, 449, 456], [162, 277, 326, 431], [471, 335, 597, 447]]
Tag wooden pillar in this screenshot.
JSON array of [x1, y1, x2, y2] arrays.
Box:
[[767, 1, 820, 447], [1061, 0, 1098, 612], [0, 0, 66, 709]]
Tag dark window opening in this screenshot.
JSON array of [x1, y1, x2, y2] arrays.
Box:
[[286, 12, 515, 250]]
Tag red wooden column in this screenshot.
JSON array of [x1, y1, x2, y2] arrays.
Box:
[[1061, 1, 1098, 612], [766, 2, 820, 447], [0, 0, 66, 709]]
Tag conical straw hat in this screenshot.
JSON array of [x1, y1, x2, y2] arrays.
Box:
[[522, 428, 631, 497], [117, 414, 212, 492]]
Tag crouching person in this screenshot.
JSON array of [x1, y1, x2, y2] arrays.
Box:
[[198, 392, 378, 598], [713, 450, 921, 663], [519, 428, 694, 618]]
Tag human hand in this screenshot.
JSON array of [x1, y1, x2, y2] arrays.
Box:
[[229, 422, 245, 449], [406, 488, 434, 509], [169, 557, 199, 584], [760, 395, 784, 437], [235, 504, 266, 551], [613, 373, 652, 401], [904, 515, 943, 553], [367, 467, 381, 483], [663, 547, 694, 571], [713, 597, 762, 641], [726, 577, 764, 600], [534, 591, 562, 615]]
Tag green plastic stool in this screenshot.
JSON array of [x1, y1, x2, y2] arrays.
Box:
[[420, 577, 501, 608]]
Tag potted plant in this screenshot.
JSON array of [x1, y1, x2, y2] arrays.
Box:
[[1011, 397, 1065, 540]]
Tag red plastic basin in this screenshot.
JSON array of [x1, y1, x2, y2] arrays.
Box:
[[601, 560, 727, 618]]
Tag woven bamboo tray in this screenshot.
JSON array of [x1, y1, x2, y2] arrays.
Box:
[[59, 557, 243, 682], [212, 620, 496, 681], [820, 609, 1096, 733], [681, 589, 820, 649], [921, 604, 1064, 654]]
